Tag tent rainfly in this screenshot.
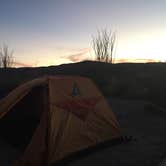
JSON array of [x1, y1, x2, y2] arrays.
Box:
[[0, 76, 122, 166]]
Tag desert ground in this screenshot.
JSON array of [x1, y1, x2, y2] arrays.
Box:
[[66, 99, 166, 166], [1, 98, 166, 166], [1, 61, 166, 166]]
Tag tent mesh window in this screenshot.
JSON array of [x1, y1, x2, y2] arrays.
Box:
[[0, 85, 47, 152]]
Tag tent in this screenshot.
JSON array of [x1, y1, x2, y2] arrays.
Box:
[[0, 76, 122, 166]]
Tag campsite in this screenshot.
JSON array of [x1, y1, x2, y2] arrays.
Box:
[[1, 0, 166, 165], [0, 61, 166, 166]]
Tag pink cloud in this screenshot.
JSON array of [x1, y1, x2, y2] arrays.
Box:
[[114, 58, 160, 63], [66, 48, 90, 62], [13, 61, 33, 67]]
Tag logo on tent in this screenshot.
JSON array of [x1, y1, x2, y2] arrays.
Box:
[[71, 82, 81, 97], [56, 97, 101, 121]]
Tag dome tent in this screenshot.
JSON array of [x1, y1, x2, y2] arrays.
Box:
[[0, 76, 122, 166]]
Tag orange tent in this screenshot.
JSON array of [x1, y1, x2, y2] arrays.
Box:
[[0, 76, 122, 166]]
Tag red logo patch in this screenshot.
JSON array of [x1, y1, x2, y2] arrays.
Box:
[[56, 97, 101, 121]]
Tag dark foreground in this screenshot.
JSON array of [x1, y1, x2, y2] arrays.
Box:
[[67, 99, 166, 166], [1, 99, 166, 166]]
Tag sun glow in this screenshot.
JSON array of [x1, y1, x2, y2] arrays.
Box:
[[115, 33, 166, 62], [13, 30, 166, 68]]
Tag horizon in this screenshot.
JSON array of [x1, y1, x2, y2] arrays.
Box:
[[12, 59, 163, 68], [12, 59, 162, 68], [0, 0, 166, 67]]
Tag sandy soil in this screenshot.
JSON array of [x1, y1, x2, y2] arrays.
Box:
[[67, 99, 166, 166], [1, 99, 166, 166], [0, 138, 20, 166]]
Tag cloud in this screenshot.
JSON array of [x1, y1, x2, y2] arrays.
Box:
[[68, 52, 88, 62], [56, 47, 90, 53], [114, 58, 160, 63], [65, 48, 90, 62], [13, 61, 33, 67]]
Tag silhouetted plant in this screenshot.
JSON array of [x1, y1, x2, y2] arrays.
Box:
[[92, 29, 116, 63], [0, 44, 14, 68]]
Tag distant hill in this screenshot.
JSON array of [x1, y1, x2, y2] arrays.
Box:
[[0, 60, 166, 108]]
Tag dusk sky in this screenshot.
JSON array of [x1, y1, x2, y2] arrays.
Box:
[[0, 0, 166, 67]]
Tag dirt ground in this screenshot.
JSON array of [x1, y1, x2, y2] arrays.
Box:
[[1, 99, 166, 166], [67, 99, 166, 166], [0, 138, 20, 166]]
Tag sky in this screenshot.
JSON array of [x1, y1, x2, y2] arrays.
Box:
[[0, 0, 166, 67]]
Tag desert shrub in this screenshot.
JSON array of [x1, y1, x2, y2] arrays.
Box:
[[92, 29, 116, 63], [0, 44, 14, 68]]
